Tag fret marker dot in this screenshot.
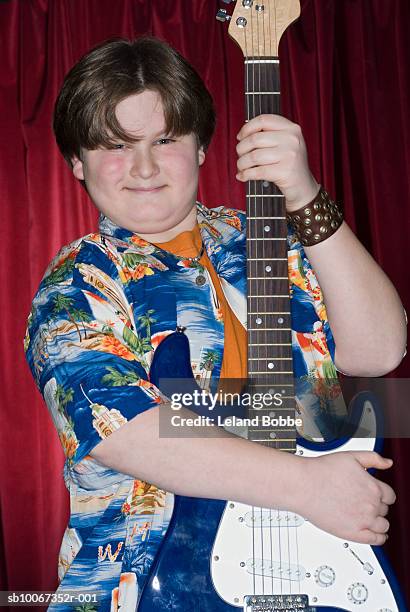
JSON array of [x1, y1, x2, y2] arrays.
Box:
[[265, 265, 272, 272], [269, 412, 276, 418], [278, 317, 284, 324], [269, 432, 277, 439], [268, 362, 274, 369], [255, 317, 262, 325], [281, 389, 286, 394], [268, 388, 275, 394], [264, 225, 270, 232], [262, 181, 269, 188]]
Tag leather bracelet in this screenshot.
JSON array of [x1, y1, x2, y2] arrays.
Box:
[[286, 187, 344, 247]]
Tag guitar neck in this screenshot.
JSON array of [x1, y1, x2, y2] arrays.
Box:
[[245, 59, 296, 451]]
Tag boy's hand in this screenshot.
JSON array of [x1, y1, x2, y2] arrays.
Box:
[[290, 451, 395, 545], [236, 114, 319, 212]]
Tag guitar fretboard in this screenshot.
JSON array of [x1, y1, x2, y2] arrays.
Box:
[[245, 59, 296, 452]]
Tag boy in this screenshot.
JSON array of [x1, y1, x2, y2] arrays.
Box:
[[24, 36, 406, 610]]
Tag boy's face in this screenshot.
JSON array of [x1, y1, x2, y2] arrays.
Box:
[[71, 90, 205, 242]]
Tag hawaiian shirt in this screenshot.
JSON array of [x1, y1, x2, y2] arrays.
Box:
[[24, 202, 345, 611]]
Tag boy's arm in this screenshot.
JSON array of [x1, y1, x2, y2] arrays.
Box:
[[90, 401, 395, 546], [236, 114, 407, 376], [300, 221, 407, 376]]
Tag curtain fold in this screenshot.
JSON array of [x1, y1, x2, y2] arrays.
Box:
[[1, 0, 409, 607]]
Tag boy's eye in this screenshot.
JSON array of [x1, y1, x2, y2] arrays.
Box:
[[156, 138, 174, 145], [112, 143, 126, 150]]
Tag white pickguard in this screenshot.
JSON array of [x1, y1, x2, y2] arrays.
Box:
[[211, 400, 398, 610]]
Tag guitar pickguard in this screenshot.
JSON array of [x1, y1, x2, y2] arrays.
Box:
[[211, 400, 399, 610]]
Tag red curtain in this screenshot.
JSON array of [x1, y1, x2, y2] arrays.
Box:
[[1, 0, 409, 607]]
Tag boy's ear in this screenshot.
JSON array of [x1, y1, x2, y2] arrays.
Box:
[[71, 155, 85, 181], [198, 146, 205, 167]]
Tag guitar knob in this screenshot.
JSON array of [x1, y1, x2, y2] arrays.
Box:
[[216, 8, 231, 22], [221, 0, 235, 3], [347, 582, 369, 604], [314, 565, 335, 588]]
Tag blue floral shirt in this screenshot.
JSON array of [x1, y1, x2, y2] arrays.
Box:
[[24, 203, 345, 611]]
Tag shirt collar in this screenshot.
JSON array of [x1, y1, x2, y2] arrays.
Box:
[[98, 202, 224, 248]]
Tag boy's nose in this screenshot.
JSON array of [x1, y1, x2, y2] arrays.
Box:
[[129, 149, 159, 179]]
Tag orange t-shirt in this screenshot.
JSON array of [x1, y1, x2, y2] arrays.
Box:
[[154, 224, 247, 379]]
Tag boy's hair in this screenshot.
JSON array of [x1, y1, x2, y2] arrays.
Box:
[[53, 36, 216, 165]]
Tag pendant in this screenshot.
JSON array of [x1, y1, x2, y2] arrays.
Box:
[[195, 274, 206, 286]]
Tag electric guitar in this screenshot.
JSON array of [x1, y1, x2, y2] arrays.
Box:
[[138, 1, 407, 610]]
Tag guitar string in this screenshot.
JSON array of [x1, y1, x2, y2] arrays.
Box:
[[255, 4, 274, 598], [252, 6, 259, 597], [244, 14, 257, 598], [266, 5, 282, 598], [257, 7, 266, 598], [270, 0, 287, 598], [267, 6, 276, 600], [270, 5, 284, 597], [262, 5, 269, 598], [278, 2, 301, 594], [252, 5, 265, 598], [265, 5, 277, 598], [276, 1, 295, 598], [272, 0, 302, 597], [274, 1, 293, 595]]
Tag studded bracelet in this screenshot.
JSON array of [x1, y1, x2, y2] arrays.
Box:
[[286, 187, 344, 247]]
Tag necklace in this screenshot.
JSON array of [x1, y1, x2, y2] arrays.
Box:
[[172, 243, 206, 286], [173, 243, 205, 265]]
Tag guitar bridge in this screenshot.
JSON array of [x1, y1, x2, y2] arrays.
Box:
[[244, 594, 314, 612]]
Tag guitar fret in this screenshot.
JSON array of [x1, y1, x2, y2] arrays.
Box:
[[249, 327, 291, 330], [250, 384, 294, 388], [248, 403, 295, 407], [248, 311, 291, 315], [248, 357, 293, 360], [250, 371, 294, 374], [249, 343, 292, 346], [247, 216, 286, 220], [245, 59, 279, 64], [248, 332, 293, 345], [246, 194, 284, 198], [246, 385, 295, 392], [248, 238, 287, 241], [251, 435, 296, 442], [249, 389, 295, 393], [245, 91, 280, 95], [248, 379, 294, 383], [247, 258, 287, 261], [249, 428, 295, 432]]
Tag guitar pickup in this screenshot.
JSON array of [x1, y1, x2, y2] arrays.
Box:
[[244, 594, 313, 611]]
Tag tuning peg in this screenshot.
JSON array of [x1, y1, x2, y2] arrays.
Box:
[[216, 8, 231, 22]]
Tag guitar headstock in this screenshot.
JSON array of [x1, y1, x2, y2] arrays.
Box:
[[217, 0, 300, 57]]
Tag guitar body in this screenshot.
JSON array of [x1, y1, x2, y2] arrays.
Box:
[[138, 417, 405, 610], [141, 331, 407, 611], [139, 483, 405, 610]]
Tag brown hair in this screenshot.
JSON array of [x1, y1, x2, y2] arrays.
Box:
[[53, 36, 216, 165]]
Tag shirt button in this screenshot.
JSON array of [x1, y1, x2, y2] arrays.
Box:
[[195, 274, 206, 286]]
